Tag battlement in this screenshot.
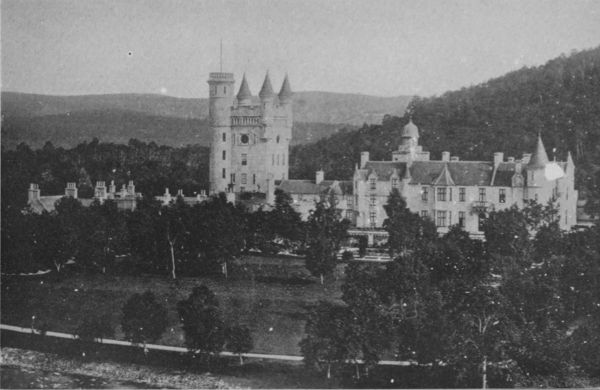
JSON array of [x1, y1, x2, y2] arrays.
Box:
[[208, 72, 234, 81]]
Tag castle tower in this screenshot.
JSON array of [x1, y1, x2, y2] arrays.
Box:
[[208, 72, 235, 194], [208, 70, 292, 196]]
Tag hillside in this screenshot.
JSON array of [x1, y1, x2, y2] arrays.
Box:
[[1, 91, 411, 125], [0, 90, 407, 149], [0, 109, 348, 149], [290, 46, 600, 201]]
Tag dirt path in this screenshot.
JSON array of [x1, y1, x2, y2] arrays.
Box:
[[0, 347, 240, 389]]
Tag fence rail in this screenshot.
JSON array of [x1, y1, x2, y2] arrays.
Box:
[[0, 323, 412, 366]]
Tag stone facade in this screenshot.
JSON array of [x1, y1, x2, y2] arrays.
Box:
[[353, 120, 577, 237], [278, 119, 578, 239], [207, 71, 292, 197]]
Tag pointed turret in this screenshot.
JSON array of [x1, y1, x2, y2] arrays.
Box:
[[237, 73, 252, 105], [528, 134, 550, 169], [259, 72, 275, 100], [278, 74, 293, 104]]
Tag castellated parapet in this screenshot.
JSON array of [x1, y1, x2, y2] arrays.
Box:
[[208, 71, 293, 197]]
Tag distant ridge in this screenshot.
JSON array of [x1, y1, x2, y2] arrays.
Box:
[[1, 90, 410, 125], [1, 90, 410, 149]]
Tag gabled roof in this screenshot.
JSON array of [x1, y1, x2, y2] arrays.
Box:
[[28, 196, 95, 214], [433, 164, 455, 186], [259, 72, 275, 99], [277, 179, 353, 195], [363, 161, 408, 180]]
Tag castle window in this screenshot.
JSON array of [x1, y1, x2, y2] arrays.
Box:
[[448, 188, 453, 202], [230, 173, 235, 183], [222, 133, 227, 142], [458, 211, 465, 228], [369, 178, 377, 190], [222, 168, 226, 179], [459, 187, 466, 202], [222, 150, 226, 160], [369, 211, 377, 227], [370, 194, 377, 206], [253, 174, 256, 185], [436, 187, 447, 201], [240, 134, 249, 144], [420, 210, 429, 219], [392, 178, 399, 188], [242, 154, 247, 166], [241, 173, 247, 184], [224, 86, 227, 94], [479, 188, 486, 202], [436, 210, 447, 227], [422, 187, 429, 202], [499, 188, 506, 203], [276, 135, 280, 143]]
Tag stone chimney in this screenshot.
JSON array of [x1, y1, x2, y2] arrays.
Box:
[[450, 156, 459, 162], [493, 152, 504, 167], [127, 180, 135, 196], [65, 182, 78, 198], [316, 170, 325, 184], [507, 157, 515, 163], [522, 153, 532, 165], [28, 183, 40, 203], [177, 189, 184, 197], [360, 152, 370, 168], [95, 181, 107, 199], [441, 151, 450, 162], [109, 180, 116, 195]]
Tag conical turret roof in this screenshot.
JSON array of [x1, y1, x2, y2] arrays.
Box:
[[278, 74, 292, 100], [401, 118, 419, 139], [237, 73, 252, 101], [259, 72, 275, 99], [528, 134, 550, 169]]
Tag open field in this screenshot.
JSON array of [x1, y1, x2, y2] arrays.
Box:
[[1, 256, 345, 356]]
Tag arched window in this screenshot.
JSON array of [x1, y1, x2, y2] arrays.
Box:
[[276, 135, 280, 143], [222, 150, 226, 160]]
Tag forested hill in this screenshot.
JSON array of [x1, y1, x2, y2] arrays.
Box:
[[291, 46, 600, 199]]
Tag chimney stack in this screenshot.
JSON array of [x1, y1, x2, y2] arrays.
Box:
[[316, 170, 325, 184], [360, 152, 370, 168], [65, 182, 78, 199], [441, 151, 450, 162], [493, 152, 504, 166], [522, 153, 532, 165], [28, 183, 40, 203]]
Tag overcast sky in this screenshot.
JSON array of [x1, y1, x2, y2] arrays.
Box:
[[2, 0, 599, 98]]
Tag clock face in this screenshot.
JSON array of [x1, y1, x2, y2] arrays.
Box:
[[240, 134, 249, 144]]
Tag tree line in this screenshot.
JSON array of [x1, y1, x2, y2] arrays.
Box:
[[1, 189, 349, 283], [300, 189, 600, 387]]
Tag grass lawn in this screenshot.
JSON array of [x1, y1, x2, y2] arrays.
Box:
[[1, 256, 345, 356]]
